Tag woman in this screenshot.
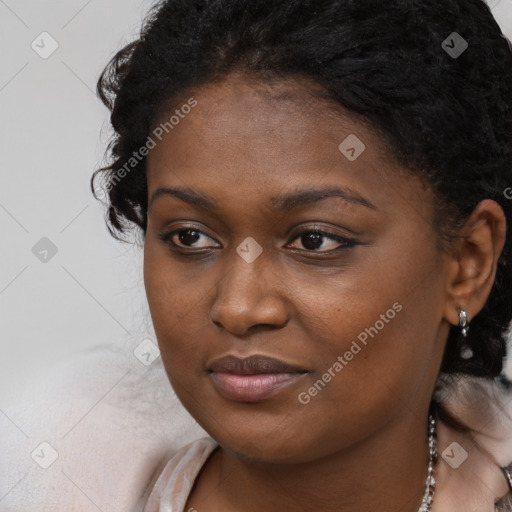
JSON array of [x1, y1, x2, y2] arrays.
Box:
[[91, 0, 512, 510]]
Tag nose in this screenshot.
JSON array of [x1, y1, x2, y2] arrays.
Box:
[[209, 246, 290, 336]]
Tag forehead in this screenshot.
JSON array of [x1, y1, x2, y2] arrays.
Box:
[[145, 72, 432, 222], [148, 74, 392, 173]]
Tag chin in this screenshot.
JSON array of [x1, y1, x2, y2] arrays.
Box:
[[204, 424, 320, 464]]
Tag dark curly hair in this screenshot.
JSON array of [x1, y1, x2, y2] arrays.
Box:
[[91, 0, 512, 415]]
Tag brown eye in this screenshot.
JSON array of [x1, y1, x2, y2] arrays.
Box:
[[287, 230, 357, 252], [158, 227, 219, 249]]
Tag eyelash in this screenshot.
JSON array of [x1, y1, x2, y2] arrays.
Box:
[[157, 225, 358, 254]]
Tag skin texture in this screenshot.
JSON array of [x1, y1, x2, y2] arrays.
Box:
[[143, 73, 506, 512]]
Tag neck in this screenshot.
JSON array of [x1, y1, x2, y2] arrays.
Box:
[[203, 413, 432, 512]]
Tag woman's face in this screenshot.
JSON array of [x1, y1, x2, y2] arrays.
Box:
[[144, 73, 452, 463]]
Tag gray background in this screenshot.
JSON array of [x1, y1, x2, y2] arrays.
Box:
[[1, 1, 512, 510]]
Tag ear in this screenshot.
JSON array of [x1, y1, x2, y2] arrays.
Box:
[[443, 199, 507, 327]]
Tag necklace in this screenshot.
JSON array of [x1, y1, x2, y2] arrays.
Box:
[[418, 414, 438, 512]]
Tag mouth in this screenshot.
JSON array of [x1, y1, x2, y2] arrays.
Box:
[[207, 354, 309, 402]]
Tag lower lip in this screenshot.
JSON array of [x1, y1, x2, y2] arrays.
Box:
[[209, 372, 306, 402]]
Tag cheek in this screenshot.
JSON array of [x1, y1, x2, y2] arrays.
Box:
[[143, 238, 197, 329], [284, 283, 443, 458], [289, 247, 444, 404], [143, 239, 214, 377]]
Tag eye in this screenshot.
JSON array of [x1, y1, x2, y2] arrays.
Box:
[[157, 226, 220, 250], [157, 226, 358, 254], [287, 229, 357, 253]]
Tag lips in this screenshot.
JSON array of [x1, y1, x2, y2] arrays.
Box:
[[208, 354, 308, 375], [207, 354, 308, 402]]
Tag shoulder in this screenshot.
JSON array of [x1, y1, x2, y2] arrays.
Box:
[[432, 374, 512, 511], [434, 417, 510, 511], [142, 437, 218, 512]]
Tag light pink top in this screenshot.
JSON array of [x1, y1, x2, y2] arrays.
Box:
[[143, 436, 218, 512]]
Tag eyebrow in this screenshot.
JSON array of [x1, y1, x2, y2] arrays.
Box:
[[149, 185, 377, 211]]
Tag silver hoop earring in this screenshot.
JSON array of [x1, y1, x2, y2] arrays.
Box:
[[458, 308, 473, 359]]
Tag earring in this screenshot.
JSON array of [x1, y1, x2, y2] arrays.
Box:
[[458, 308, 473, 359]]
